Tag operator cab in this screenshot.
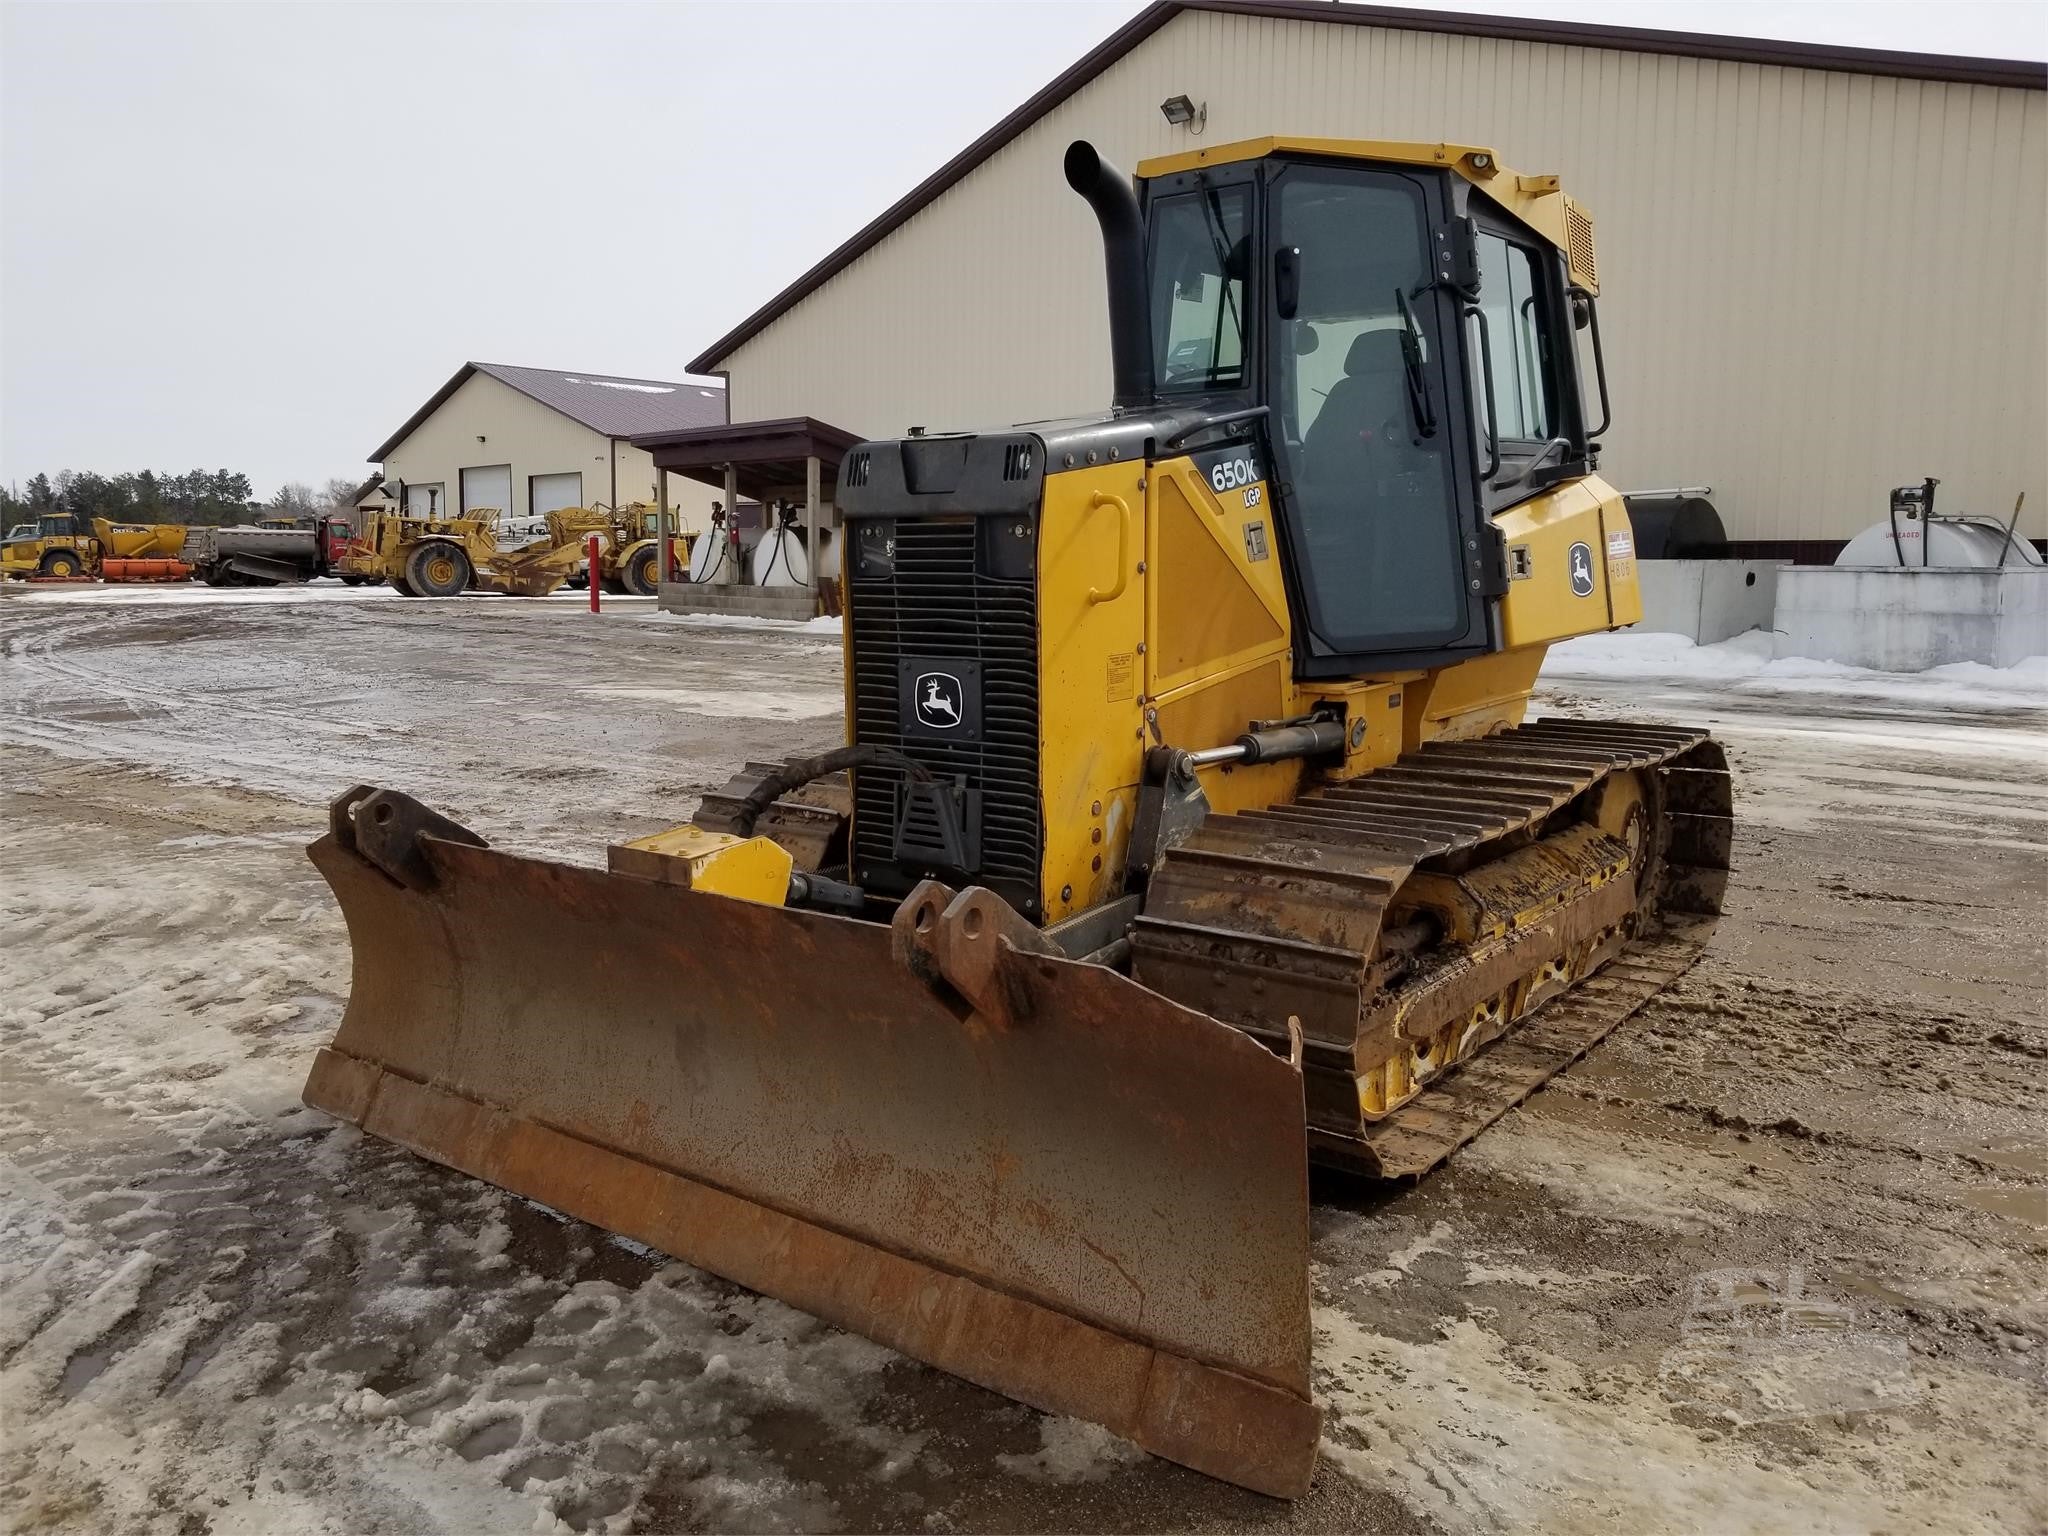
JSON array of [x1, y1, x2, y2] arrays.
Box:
[[1085, 138, 1609, 678]]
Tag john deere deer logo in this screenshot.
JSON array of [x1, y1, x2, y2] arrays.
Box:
[[1568, 541, 1595, 597], [914, 672, 963, 729]]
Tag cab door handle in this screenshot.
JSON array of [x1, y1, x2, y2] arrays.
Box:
[[1086, 492, 1132, 605]]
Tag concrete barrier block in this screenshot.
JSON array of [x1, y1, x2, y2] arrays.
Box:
[[1772, 567, 2048, 671], [1635, 560, 1779, 644]]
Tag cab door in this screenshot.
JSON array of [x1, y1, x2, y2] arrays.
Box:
[[1262, 160, 1492, 677]]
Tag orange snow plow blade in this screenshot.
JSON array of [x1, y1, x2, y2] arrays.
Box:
[[303, 788, 1321, 1498]]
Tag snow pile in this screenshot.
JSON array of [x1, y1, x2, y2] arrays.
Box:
[[639, 611, 843, 636], [2, 579, 402, 606], [574, 682, 842, 721], [1544, 630, 2047, 706]]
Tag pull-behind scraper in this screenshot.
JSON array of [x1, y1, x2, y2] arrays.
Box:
[[304, 137, 1730, 1498]]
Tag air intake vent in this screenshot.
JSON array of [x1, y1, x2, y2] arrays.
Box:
[[1564, 198, 1597, 290], [844, 451, 871, 489], [1002, 442, 1034, 482]]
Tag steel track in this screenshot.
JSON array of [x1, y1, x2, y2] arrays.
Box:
[[1132, 719, 1733, 1177]]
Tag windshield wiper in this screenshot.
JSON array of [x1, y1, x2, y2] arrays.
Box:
[[1394, 287, 1438, 439], [1199, 189, 1243, 383]]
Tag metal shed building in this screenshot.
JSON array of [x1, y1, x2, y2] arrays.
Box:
[[689, 0, 2046, 556]]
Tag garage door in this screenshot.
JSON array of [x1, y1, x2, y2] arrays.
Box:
[[405, 482, 447, 518], [461, 464, 513, 520], [530, 472, 583, 516]]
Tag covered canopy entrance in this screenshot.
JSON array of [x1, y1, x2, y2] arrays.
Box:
[[634, 416, 864, 620]]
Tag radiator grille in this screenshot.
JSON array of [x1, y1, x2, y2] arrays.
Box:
[[848, 519, 1041, 914]]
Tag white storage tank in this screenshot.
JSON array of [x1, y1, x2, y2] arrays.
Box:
[[752, 504, 810, 588], [689, 507, 742, 585], [1836, 481, 2039, 568]]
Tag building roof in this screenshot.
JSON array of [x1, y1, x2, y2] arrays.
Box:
[[350, 473, 390, 506], [635, 416, 867, 500], [369, 361, 728, 462], [685, 0, 2046, 375]]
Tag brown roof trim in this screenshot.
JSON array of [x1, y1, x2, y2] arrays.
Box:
[[632, 415, 865, 454], [685, 0, 2043, 374], [635, 415, 865, 476], [637, 417, 867, 496], [683, 2, 1183, 375], [370, 362, 480, 463], [1199, 1, 2046, 88]]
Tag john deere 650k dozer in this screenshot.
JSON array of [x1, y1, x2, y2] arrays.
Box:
[[305, 137, 1729, 1497]]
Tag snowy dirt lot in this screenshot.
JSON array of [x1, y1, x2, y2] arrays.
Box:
[[2, 582, 2044, 1536]]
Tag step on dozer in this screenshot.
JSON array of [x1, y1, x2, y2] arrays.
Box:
[[303, 135, 1735, 1498]]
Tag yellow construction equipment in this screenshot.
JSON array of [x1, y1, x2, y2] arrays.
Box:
[[592, 502, 696, 595], [304, 137, 1730, 1497], [342, 504, 692, 597], [1, 514, 191, 581]]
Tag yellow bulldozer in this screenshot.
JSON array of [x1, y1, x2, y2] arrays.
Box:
[[0, 514, 192, 581], [302, 136, 1730, 1497]]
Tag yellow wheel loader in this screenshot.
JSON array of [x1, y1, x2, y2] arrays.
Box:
[[303, 137, 1730, 1498], [593, 501, 696, 595]]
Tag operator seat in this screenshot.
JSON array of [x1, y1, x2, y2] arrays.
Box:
[[1302, 329, 1415, 488], [1298, 328, 1458, 638]]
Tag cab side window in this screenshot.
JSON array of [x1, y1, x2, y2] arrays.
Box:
[[1471, 232, 1553, 443]]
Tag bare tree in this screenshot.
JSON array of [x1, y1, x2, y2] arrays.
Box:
[[267, 482, 319, 522], [318, 476, 364, 517]]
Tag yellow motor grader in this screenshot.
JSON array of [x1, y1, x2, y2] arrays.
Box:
[[302, 136, 1730, 1497]]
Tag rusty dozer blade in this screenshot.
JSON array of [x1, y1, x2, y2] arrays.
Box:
[[303, 788, 1322, 1498]]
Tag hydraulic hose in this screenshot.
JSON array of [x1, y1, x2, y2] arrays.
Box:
[[734, 744, 931, 836]]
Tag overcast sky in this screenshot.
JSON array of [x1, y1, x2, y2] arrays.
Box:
[[3, 0, 2042, 498]]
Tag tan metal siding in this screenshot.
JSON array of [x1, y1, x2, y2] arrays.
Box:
[[720, 10, 2046, 544], [378, 374, 720, 527]]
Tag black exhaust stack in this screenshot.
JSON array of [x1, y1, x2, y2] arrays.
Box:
[[1064, 140, 1154, 410]]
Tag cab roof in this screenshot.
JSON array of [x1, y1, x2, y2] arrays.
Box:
[[1136, 136, 1599, 292]]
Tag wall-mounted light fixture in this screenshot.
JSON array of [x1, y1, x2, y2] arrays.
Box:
[[1159, 94, 1206, 134]]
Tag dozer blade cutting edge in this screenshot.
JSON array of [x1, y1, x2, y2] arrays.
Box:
[[303, 787, 1323, 1498]]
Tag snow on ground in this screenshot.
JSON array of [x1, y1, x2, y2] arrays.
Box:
[[1544, 628, 2047, 706], [11, 581, 657, 612], [640, 612, 845, 636]]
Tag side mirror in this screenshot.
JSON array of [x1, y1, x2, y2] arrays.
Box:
[[1274, 246, 1301, 319], [1568, 285, 1612, 439]]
